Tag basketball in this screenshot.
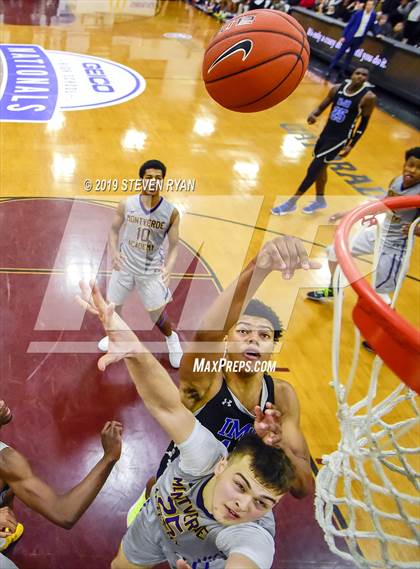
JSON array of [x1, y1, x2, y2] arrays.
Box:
[[202, 9, 310, 113]]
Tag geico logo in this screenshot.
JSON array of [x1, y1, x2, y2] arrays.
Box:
[[82, 62, 115, 93]]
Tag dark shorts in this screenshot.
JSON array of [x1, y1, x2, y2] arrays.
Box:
[[314, 137, 347, 163]]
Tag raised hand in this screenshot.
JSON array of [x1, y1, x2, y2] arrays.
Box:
[[112, 251, 125, 271], [307, 113, 317, 125], [0, 506, 17, 538], [338, 144, 352, 158], [101, 421, 123, 462], [76, 281, 143, 370], [255, 235, 321, 279], [176, 559, 192, 569], [254, 403, 282, 447], [161, 266, 171, 287], [0, 400, 12, 426]]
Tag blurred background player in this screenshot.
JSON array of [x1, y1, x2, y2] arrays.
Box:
[[306, 146, 420, 345], [272, 68, 376, 216], [0, 398, 122, 569], [98, 159, 183, 368]]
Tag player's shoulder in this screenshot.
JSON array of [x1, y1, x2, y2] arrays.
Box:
[[272, 378, 299, 409], [116, 196, 129, 212], [363, 88, 377, 101], [0, 445, 23, 475], [217, 520, 275, 554]]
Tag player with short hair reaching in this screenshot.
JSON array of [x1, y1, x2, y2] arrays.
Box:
[[78, 265, 315, 569], [98, 159, 183, 368], [125, 236, 318, 528]]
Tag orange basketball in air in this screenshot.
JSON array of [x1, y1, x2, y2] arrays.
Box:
[[202, 9, 310, 113]]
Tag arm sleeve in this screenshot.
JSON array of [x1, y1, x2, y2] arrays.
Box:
[[216, 524, 275, 569], [350, 114, 370, 147], [178, 419, 228, 476]]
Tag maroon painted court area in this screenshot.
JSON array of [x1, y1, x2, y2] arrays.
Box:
[[0, 199, 354, 568]]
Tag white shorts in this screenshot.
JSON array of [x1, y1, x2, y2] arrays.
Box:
[[326, 226, 407, 294], [107, 267, 171, 311]]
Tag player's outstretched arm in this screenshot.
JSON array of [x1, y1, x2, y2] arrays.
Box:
[[307, 85, 339, 123], [0, 421, 122, 529], [77, 282, 195, 445], [178, 236, 320, 404], [274, 383, 313, 498]]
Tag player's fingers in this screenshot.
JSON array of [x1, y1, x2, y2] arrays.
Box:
[[98, 353, 124, 372], [176, 560, 192, 569], [268, 244, 287, 271], [90, 281, 108, 312], [75, 295, 99, 315], [293, 239, 311, 269], [104, 302, 116, 323], [254, 405, 264, 421], [280, 237, 298, 279], [265, 409, 281, 421], [4, 516, 17, 530], [79, 280, 90, 297], [275, 237, 291, 269]]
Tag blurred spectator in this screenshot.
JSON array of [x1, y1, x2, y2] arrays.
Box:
[[404, 0, 420, 43], [318, 0, 343, 16], [300, 0, 316, 7], [335, 0, 355, 21], [391, 20, 406, 37], [238, 0, 252, 11], [396, 0, 415, 20], [326, 0, 379, 78], [376, 12, 393, 34]]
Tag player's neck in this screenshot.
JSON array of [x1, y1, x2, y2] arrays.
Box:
[[225, 371, 264, 410], [140, 193, 161, 208], [347, 82, 362, 93]]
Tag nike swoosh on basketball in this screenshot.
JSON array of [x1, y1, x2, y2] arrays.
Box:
[[207, 39, 254, 73]]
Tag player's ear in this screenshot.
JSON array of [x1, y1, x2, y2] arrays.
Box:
[[214, 456, 228, 477]]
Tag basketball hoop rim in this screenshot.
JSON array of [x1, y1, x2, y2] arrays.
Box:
[[334, 195, 420, 386]]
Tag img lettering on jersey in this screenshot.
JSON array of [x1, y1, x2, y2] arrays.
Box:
[[0, 44, 146, 122], [155, 478, 209, 543], [218, 418, 254, 449], [330, 97, 352, 123]]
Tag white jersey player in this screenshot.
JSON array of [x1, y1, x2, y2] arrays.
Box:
[[98, 159, 183, 368]]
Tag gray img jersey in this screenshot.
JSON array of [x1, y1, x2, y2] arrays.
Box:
[[382, 176, 420, 251], [122, 421, 275, 569], [120, 195, 174, 276]]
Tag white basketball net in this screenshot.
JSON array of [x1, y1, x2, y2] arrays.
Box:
[[315, 217, 420, 569]]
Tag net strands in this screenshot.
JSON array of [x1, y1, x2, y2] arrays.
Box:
[[315, 199, 420, 569]]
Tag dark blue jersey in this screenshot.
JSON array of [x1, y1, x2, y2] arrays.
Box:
[[156, 374, 276, 477], [320, 80, 372, 143]]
